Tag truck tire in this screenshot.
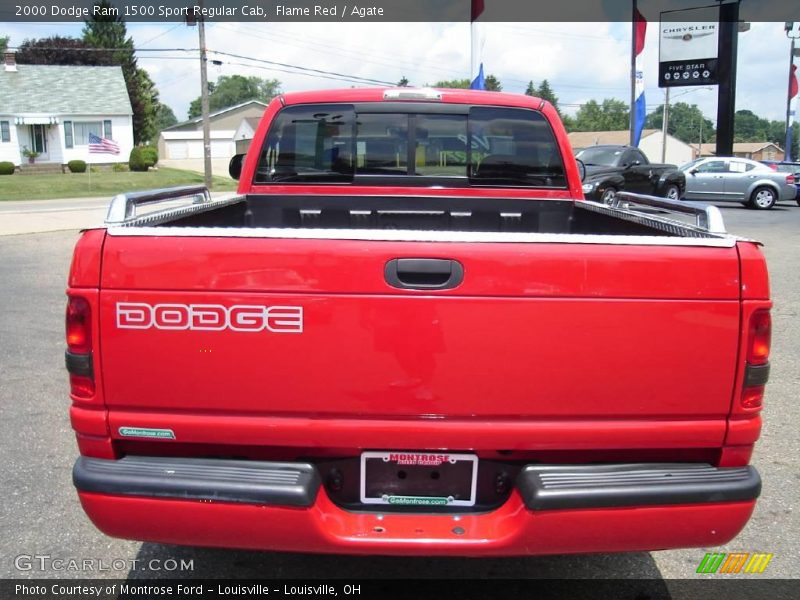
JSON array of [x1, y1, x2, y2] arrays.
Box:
[[664, 184, 681, 201], [748, 186, 777, 210], [601, 187, 617, 205]]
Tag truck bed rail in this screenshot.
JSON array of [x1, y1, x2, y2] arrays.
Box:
[[105, 185, 245, 227], [611, 191, 727, 234]]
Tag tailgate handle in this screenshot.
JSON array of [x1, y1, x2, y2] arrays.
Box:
[[385, 258, 464, 290]]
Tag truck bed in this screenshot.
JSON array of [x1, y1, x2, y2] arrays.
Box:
[[124, 193, 725, 242], [94, 188, 742, 426]]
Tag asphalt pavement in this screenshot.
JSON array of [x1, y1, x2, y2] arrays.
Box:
[[0, 202, 797, 583]]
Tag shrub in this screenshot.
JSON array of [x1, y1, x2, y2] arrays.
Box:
[[140, 146, 158, 168], [67, 160, 87, 173], [129, 147, 148, 172], [0, 161, 15, 175], [112, 163, 128, 172]]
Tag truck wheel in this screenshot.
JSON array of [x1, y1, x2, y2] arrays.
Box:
[[664, 184, 680, 201], [601, 187, 617, 205], [748, 187, 776, 210]]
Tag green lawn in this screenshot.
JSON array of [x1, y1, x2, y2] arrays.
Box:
[[0, 168, 238, 201]]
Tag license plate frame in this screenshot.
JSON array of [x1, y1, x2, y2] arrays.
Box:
[[359, 451, 478, 507]]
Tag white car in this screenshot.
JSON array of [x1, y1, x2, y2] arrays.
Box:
[[679, 157, 797, 210]]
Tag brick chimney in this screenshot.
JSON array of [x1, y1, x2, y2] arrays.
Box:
[[4, 52, 17, 73]]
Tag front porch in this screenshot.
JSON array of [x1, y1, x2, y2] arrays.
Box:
[[14, 117, 61, 165], [16, 162, 65, 175]]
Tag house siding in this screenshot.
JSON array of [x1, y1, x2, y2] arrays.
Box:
[[0, 115, 133, 166], [0, 115, 21, 165], [60, 115, 134, 165]]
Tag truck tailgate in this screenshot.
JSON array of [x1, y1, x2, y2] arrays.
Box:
[[99, 235, 741, 420]]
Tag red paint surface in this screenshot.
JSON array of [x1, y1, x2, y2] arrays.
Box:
[[67, 88, 770, 554], [78, 489, 755, 556]]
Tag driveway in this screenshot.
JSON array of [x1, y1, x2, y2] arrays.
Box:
[[159, 158, 234, 180], [0, 193, 235, 236]]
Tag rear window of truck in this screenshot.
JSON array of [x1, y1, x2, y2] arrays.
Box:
[[253, 104, 566, 188]]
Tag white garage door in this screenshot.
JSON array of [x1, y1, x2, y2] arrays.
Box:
[[166, 139, 234, 160], [166, 141, 188, 160], [211, 140, 234, 158], [187, 140, 204, 159]]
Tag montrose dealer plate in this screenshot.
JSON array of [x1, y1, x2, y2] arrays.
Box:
[[360, 451, 478, 507]]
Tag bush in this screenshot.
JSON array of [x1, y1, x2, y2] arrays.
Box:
[[0, 161, 15, 175], [140, 146, 158, 168], [129, 147, 148, 172], [112, 163, 129, 172], [67, 160, 87, 173]]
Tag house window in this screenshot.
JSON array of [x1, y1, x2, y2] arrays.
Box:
[[64, 121, 73, 149], [0, 121, 9, 143], [103, 120, 112, 140], [73, 121, 103, 145]]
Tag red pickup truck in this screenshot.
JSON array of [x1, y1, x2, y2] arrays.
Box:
[[67, 88, 770, 556]]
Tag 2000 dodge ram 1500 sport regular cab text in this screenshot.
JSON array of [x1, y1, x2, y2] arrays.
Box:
[[67, 88, 770, 556]]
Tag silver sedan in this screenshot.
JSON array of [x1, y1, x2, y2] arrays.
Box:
[[679, 157, 796, 210]]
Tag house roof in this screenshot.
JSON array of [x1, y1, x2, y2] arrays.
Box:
[[163, 100, 268, 131], [696, 142, 783, 155], [568, 129, 659, 148], [0, 64, 132, 115]]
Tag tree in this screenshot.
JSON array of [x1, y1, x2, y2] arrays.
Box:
[[645, 102, 715, 146], [397, 76, 409, 87], [483, 74, 502, 91], [733, 109, 771, 142], [188, 75, 281, 119], [16, 36, 108, 66], [82, 1, 159, 144], [430, 78, 471, 89], [524, 80, 536, 96], [536, 80, 559, 112], [154, 103, 178, 131], [574, 99, 629, 132], [0, 36, 8, 54]]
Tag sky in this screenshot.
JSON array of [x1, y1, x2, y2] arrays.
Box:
[[1, 20, 795, 137]]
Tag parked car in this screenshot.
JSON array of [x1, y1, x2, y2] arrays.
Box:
[[68, 88, 768, 557], [760, 160, 800, 203], [680, 157, 796, 209], [575, 145, 685, 203]]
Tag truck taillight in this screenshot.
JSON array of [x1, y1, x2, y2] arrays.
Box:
[[66, 296, 94, 398], [746, 309, 771, 366], [741, 309, 771, 411], [66, 296, 92, 353]]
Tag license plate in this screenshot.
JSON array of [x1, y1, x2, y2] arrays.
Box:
[[360, 451, 478, 507]]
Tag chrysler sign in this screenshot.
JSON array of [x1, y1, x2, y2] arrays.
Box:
[[659, 6, 719, 87]]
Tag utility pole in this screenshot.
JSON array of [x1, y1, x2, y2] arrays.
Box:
[[785, 22, 799, 162], [198, 0, 212, 189], [715, 0, 739, 157], [661, 88, 670, 163], [629, 0, 637, 146], [699, 116, 704, 157]]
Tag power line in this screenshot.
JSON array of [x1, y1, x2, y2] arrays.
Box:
[[208, 50, 395, 86], [221, 60, 384, 87], [137, 24, 182, 47]]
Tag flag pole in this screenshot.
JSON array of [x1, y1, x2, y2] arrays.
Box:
[[630, 0, 637, 146]]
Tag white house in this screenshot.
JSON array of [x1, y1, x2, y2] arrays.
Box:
[[0, 53, 133, 168], [568, 129, 694, 166], [158, 101, 267, 161]]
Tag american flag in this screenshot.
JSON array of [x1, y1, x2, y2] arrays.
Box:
[[88, 132, 120, 155]]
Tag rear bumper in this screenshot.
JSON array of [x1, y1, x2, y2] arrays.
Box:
[[74, 457, 760, 556]]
